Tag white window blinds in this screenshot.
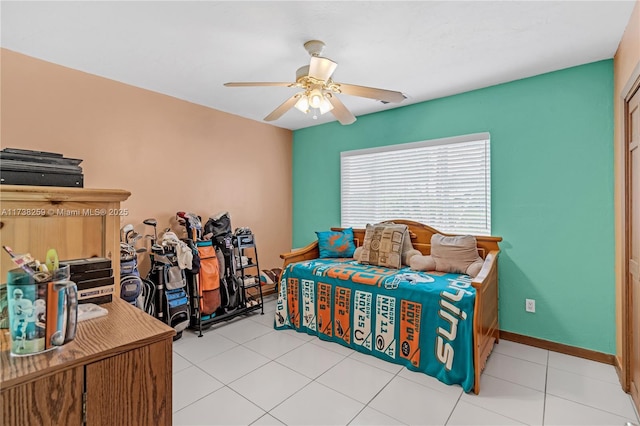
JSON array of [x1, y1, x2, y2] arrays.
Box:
[[341, 133, 491, 235]]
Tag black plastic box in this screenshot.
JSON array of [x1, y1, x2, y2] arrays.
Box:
[[64, 258, 112, 273], [0, 148, 84, 187], [0, 170, 84, 187], [62, 258, 114, 305]]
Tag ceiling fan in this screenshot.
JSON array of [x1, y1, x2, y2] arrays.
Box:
[[224, 40, 406, 125]]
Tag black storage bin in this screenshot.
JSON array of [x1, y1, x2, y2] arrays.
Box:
[[0, 148, 84, 188]]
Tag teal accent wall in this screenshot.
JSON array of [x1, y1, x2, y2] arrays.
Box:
[[292, 60, 615, 353]]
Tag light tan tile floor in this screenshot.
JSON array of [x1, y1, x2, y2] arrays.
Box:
[[172, 295, 640, 425]]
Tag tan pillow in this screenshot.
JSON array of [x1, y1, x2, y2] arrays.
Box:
[[401, 237, 421, 266], [353, 246, 363, 261], [381, 222, 421, 266], [410, 234, 484, 277], [358, 223, 407, 269], [410, 254, 436, 271]]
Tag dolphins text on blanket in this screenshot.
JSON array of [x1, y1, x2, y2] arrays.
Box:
[[435, 275, 472, 371]]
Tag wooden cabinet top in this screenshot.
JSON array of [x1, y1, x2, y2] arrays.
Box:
[[0, 185, 131, 203], [0, 299, 175, 390]]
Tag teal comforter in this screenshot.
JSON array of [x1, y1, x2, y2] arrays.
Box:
[[274, 259, 477, 392]]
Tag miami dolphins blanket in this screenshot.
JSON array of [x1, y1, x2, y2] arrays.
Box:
[[274, 259, 477, 392]]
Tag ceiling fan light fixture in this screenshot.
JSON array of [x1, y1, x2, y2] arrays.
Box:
[[294, 94, 310, 113], [319, 96, 334, 115], [308, 88, 324, 109]]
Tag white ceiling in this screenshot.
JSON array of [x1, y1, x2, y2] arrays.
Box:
[[1, 1, 636, 131]]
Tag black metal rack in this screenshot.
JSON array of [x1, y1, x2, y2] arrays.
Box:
[[233, 233, 264, 314], [189, 232, 264, 337]]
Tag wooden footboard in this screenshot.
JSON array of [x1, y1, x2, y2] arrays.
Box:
[[471, 250, 500, 394], [280, 220, 501, 394]]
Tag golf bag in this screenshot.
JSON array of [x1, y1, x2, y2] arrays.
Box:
[[148, 249, 190, 337], [195, 240, 222, 315], [120, 243, 143, 308], [205, 212, 243, 312]]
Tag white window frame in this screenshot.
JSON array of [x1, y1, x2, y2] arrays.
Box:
[[341, 132, 491, 235]]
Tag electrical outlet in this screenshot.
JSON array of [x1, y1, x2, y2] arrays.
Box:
[[526, 299, 536, 313]]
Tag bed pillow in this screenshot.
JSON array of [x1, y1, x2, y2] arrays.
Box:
[[316, 228, 356, 258], [411, 234, 484, 277], [353, 224, 420, 266], [358, 223, 407, 269], [380, 221, 422, 266]]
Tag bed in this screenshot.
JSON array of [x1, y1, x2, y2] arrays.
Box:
[[274, 220, 501, 394]]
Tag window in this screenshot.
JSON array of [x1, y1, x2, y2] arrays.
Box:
[[341, 133, 491, 235]]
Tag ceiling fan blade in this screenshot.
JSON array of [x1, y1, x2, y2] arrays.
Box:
[[309, 57, 338, 81], [264, 94, 300, 122], [224, 82, 294, 87], [326, 94, 356, 125], [336, 83, 406, 103]]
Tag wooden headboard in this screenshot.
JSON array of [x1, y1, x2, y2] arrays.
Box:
[[331, 219, 502, 259], [282, 219, 502, 266]]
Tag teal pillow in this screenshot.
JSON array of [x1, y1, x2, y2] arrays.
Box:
[[315, 228, 356, 258]]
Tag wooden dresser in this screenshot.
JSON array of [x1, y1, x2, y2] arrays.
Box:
[[0, 185, 131, 297], [1, 298, 175, 425]]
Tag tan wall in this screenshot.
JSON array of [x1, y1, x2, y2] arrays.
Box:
[[614, 0, 640, 369], [0, 48, 293, 272]]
